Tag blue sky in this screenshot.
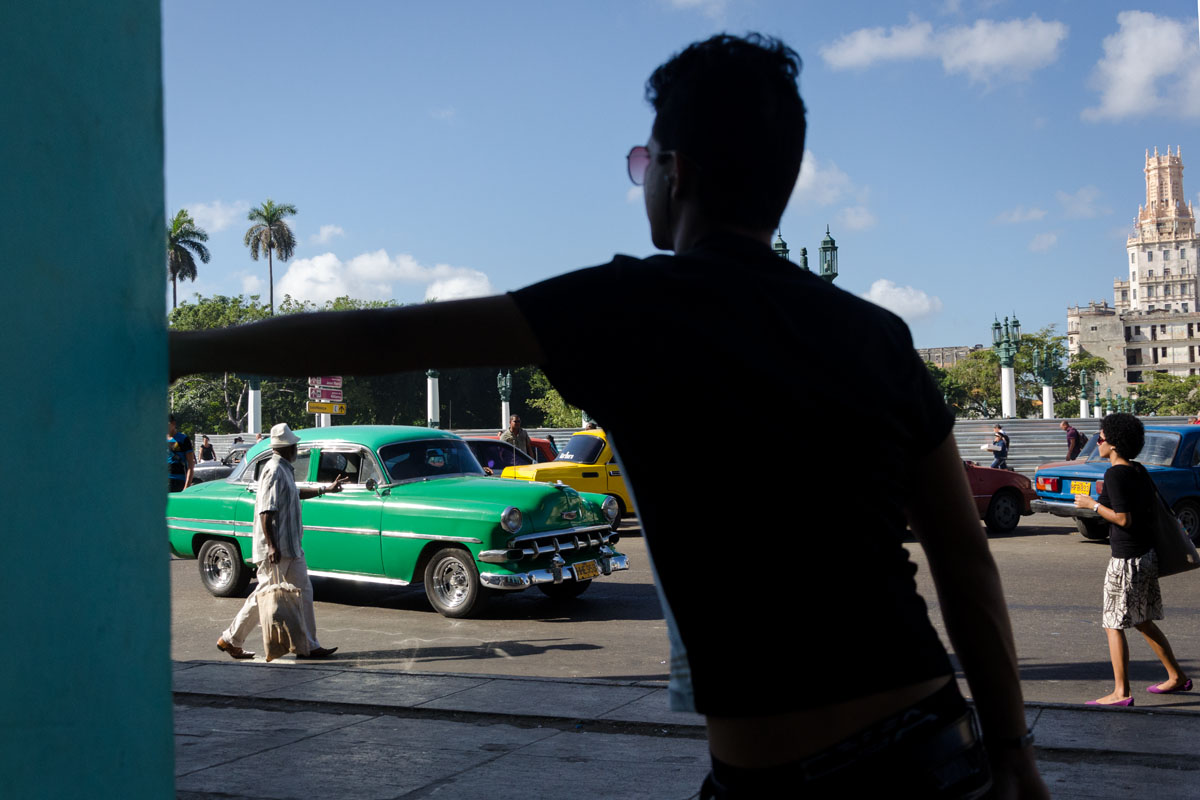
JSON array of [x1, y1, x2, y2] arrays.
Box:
[[163, 1, 1200, 349]]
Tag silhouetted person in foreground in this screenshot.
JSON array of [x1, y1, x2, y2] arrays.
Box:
[[172, 33, 1045, 799]]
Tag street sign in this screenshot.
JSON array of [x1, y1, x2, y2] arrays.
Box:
[[306, 402, 346, 415], [308, 386, 344, 402], [307, 376, 343, 389]]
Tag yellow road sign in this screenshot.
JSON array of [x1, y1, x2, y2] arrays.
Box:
[[306, 402, 346, 415]]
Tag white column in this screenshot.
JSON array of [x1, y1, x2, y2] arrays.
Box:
[[1094, 399, 1102, 419], [248, 383, 262, 434], [1042, 385, 1054, 419], [316, 413, 330, 428], [501, 400, 510, 431], [427, 372, 440, 428], [1000, 366, 1016, 418], [1080, 396, 1089, 419]]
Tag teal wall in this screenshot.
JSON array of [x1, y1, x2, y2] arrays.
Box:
[[0, 3, 173, 797]]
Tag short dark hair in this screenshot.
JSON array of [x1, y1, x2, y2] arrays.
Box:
[[646, 33, 806, 231], [1101, 413, 1144, 459]]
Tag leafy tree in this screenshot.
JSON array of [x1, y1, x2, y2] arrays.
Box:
[[526, 369, 582, 428], [1132, 372, 1200, 416], [166, 209, 210, 308], [243, 199, 298, 314], [945, 349, 1002, 418]]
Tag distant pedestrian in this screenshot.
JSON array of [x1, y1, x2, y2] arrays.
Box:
[[500, 414, 533, 457], [255, 432, 265, 442], [199, 435, 216, 462], [1061, 421, 1085, 460], [1074, 413, 1191, 705], [990, 423, 1010, 469], [233, 436, 244, 444], [216, 423, 345, 661], [167, 414, 195, 492]]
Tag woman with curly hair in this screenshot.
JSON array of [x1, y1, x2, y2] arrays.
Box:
[[1074, 413, 1191, 705]]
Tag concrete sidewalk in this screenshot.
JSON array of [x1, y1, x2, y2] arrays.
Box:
[[173, 660, 1199, 799]]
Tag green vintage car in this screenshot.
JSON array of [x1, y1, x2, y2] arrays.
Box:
[[166, 425, 627, 618]]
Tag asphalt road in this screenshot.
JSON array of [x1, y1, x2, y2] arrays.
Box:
[[171, 514, 1200, 709]]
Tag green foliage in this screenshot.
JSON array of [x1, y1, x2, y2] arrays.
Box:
[[1133, 372, 1200, 416], [243, 199, 298, 314], [943, 350, 1002, 418], [167, 209, 210, 308], [526, 369, 582, 428]]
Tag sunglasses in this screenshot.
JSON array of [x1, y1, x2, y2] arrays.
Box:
[[626, 145, 651, 186], [1097, 435, 1106, 444]]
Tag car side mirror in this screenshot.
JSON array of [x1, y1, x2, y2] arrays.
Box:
[[365, 478, 377, 492]]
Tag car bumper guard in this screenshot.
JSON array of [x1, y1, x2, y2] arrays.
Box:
[[1031, 499, 1100, 519], [480, 551, 629, 591]]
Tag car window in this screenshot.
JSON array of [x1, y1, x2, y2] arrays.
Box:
[[555, 434, 604, 463], [1138, 432, 1180, 467], [378, 439, 484, 483], [233, 449, 310, 483], [471, 441, 532, 470], [315, 448, 379, 485]]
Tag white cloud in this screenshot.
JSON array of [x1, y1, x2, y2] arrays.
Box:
[[275, 249, 495, 306], [665, 0, 726, 18], [1056, 186, 1107, 219], [1029, 232, 1058, 252], [187, 200, 249, 233], [861, 279, 943, 321], [838, 205, 877, 231], [790, 150, 877, 231], [430, 108, 456, 121], [310, 224, 345, 244], [994, 206, 1046, 224], [821, 15, 1067, 83], [241, 274, 263, 295], [1083, 11, 1200, 121], [626, 186, 643, 204]]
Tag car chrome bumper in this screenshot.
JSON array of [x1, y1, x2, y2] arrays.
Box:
[[1031, 499, 1100, 518], [480, 553, 629, 591]]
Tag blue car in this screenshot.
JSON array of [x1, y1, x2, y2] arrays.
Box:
[[1031, 424, 1200, 543]]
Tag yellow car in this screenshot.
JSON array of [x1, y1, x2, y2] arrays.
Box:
[[501, 429, 634, 518]]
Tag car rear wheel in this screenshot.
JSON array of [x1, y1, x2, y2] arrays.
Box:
[[197, 538, 251, 597], [1074, 518, 1108, 540], [424, 547, 490, 618], [984, 491, 1022, 534], [1172, 500, 1200, 545], [537, 579, 592, 600]]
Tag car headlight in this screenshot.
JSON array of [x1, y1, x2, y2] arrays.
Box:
[[602, 496, 619, 523], [501, 506, 523, 533]]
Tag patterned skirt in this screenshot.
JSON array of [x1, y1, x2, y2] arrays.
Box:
[[1101, 551, 1163, 629]]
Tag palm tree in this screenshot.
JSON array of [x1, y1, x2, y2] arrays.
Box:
[[167, 209, 210, 309], [243, 199, 298, 314]]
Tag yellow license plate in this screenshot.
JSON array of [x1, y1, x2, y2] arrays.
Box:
[[573, 560, 600, 581], [1070, 481, 1091, 495]]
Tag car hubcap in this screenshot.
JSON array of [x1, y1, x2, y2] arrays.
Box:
[[1177, 508, 1199, 538], [432, 558, 469, 607], [995, 497, 1019, 527], [203, 546, 233, 589]]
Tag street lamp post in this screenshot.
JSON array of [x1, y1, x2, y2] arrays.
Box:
[[1031, 345, 1056, 419], [1093, 378, 1102, 419], [1105, 388, 1113, 416], [426, 369, 440, 429], [1078, 369, 1089, 419], [497, 370, 512, 431], [992, 314, 1021, 418]]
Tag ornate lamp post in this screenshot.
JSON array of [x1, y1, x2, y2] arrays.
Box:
[[426, 369, 440, 429], [497, 370, 512, 431], [1130, 389, 1139, 416], [773, 231, 790, 261], [818, 225, 838, 284], [1078, 369, 1089, 419], [1093, 378, 1102, 419], [1031, 344, 1056, 419], [1105, 387, 1113, 416], [992, 314, 1021, 417]]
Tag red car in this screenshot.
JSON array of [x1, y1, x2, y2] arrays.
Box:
[[478, 433, 558, 463], [964, 460, 1036, 534]]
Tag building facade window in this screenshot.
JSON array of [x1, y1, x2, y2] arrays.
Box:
[[1164, 250, 1171, 260], [1148, 251, 1154, 262]]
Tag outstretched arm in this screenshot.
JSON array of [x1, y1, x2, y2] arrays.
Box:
[[905, 433, 1047, 799], [170, 295, 545, 381]]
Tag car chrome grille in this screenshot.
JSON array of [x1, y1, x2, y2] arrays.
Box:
[[509, 525, 612, 560]]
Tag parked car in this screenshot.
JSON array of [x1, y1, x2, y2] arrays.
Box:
[[191, 442, 252, 484], [477, 433, 558, 463], [166, 426, 627, 617], [963, 460, 1036, 534], [501, 429, 634, 518], [463, 436, 533, 474], [1031, 424, 1200, 543]]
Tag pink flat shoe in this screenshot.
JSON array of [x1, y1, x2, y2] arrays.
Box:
[[1146, 678, 1193, 695], [1085, 697, 1134, 707]]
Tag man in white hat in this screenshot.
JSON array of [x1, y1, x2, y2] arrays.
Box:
[[216, 422, 345, 660]]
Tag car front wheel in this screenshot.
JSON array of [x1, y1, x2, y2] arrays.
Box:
[[197, 538, 251, 597], [423, 547, 490, 618], [1172, 500, 1200, 545], [984, 491, 1022, 534], [1074, 518, 1108, 540]]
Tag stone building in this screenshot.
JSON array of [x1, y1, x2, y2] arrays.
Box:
[[917, 344, 985, 368], [1068, 147, 1200, 394]]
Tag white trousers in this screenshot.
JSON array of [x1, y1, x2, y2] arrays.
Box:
[[221, 556, 321, 652]]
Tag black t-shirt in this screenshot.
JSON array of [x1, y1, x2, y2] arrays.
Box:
[[1097, 463, 1154, 558], [511, 233, 955, 716], [168, 432, 193, 480]]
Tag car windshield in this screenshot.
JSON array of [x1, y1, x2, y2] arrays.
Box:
[[1086, 430, 1180, 467], [555, 434, 604, 464], [469, 440, 532, 470], [378, 439, 484, 483]]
